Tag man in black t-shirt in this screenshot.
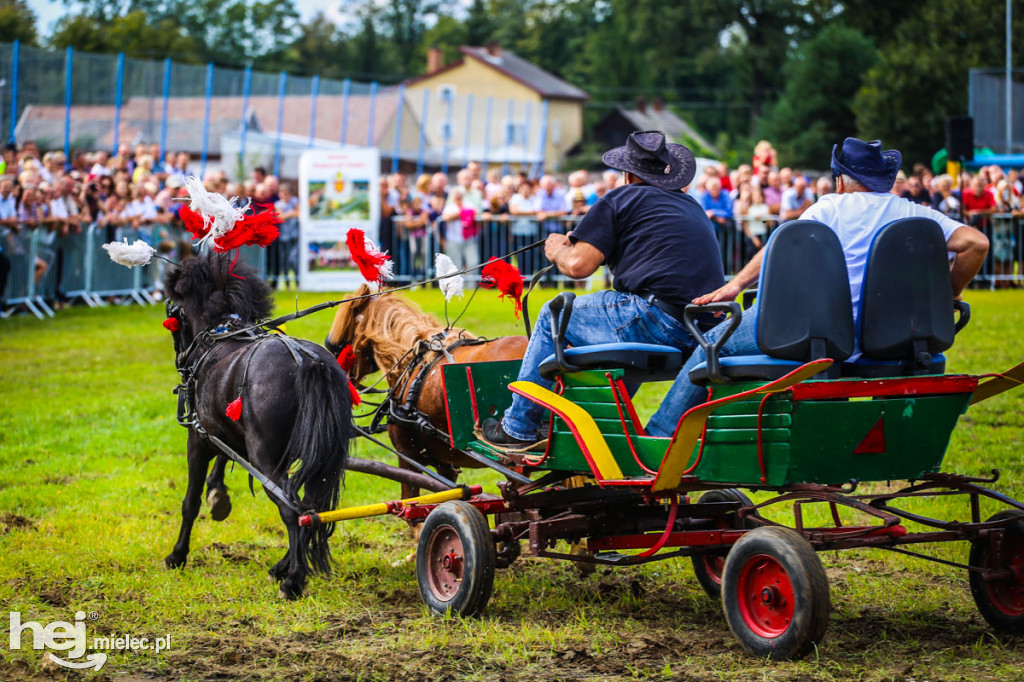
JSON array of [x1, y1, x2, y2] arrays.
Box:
[[482, 131, 725, 446]]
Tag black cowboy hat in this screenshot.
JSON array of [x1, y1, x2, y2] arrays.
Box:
[[830, 137, 902, 193], [602, 130, 696, 191]]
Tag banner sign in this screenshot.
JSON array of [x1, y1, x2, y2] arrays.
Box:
[[298, 147, 381, 291]]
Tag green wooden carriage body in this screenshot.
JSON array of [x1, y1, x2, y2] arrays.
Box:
[[441, 360, 974, 488]]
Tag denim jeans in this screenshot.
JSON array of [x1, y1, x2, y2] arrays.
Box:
[[502, 290, 700, 440], [645, 308, 760, 437]]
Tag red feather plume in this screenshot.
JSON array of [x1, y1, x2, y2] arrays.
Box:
[[480, 257, 524, 318], [212, 208, 281, 252], [346, 228, 392, 288], [162, 317, 180, 332], [348, 382, 362, 407], [178, 205, 210, 241]]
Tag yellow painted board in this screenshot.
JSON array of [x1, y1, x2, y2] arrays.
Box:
[[509, 381, 624, 481]]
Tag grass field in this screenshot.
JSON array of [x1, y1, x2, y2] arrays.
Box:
[[1, 285, 1023, 681]]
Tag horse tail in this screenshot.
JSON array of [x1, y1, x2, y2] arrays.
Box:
[[283, 352, 354, 575]]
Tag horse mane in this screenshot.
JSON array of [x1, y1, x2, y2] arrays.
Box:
[[327, 284, 473, 380], [164, 252, 274, 331]]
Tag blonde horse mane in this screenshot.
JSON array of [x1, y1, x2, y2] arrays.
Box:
[[326, 284, 473, 381]]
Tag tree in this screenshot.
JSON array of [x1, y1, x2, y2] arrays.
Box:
[[762, 24, 877, 167], [50, 11, 200, 62], [0, 0, 37, 45], [853, 0, 1024, 165], [176, 0, 300, 68]]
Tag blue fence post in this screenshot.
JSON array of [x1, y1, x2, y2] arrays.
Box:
[[112, 52, 125, 153], [8, 39, 17, 144], [390, 83, 405, 174], [482, 96, 493, 174], [239, 65, 251, 174], [521, 100, 532, 174], [339, 78, 351, 145], [535, 100, 549, 178], [273, 71, 287, 178], [502, 98, 515, 175], [416, 88, 430, 175], [200, 62, 213, 177], [366, 81, 378, 146], [64, 46, 72, 164], [441, 89, 453, 174], [462, 93, 474, 168], [308, 74, 319, 148], [159, 57, 171, 163]]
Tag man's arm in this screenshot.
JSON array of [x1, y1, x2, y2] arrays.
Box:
[[946, 224, 989, 297], [545, 232, 604, 279]]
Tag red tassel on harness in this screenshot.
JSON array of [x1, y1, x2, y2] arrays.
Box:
[[212, 207, 281, 252], [348, 381, 362, 407], [346, 228, 392, 288], [162, 317, 180, 332], [480, 257, 524, 318], [225, 397, 242, 421], [337, 345, 356, 372]]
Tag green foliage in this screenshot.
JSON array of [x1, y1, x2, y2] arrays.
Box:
[[0, 0, 36, 45], [762, 24, 877, 168], [853, 0, 1024, 166]]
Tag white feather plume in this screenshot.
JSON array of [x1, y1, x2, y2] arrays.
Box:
[[102, 239, 157, 267], [435, 253, 464, 301], [367, 235, 395, 283], [183, 174, 246, 249]]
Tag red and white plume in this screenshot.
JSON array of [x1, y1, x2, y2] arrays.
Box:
[[102, 239, 156, 267], [178, 175, 280, 253], [346, 228, 393, 288]]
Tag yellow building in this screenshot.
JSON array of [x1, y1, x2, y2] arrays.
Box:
[[402, 45, 589, 173]]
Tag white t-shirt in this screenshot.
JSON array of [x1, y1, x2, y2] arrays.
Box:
[[801, 192, 964, 320]]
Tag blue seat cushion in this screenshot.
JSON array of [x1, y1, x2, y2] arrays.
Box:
[[841, 353, 946, 378], [538, 343, 685, 382], [688, 354, 804, 385]]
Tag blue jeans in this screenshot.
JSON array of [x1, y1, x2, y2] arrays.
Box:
[[502, 290, 700, 440], [645, 308, 760, 437]]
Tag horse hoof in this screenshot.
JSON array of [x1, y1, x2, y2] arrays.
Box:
[[165, 554, 186, 569], [277, 585, 302, 601], [208, 488, 232, 521], [390, 549, 417, 567]]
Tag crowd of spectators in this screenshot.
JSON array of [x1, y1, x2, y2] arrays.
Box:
[[3, 135, 1023, 315]]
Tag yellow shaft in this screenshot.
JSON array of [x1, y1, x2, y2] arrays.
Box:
[[315, 487, 467, 523]]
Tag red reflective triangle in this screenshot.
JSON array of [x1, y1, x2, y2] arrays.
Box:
[[854, 417, 886, 454]]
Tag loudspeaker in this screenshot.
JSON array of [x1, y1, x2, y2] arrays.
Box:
[[945, 116, 974, 161]]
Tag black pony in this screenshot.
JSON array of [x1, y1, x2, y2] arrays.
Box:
[[162, 252, 353, 599]]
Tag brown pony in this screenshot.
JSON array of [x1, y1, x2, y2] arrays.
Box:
[[325, 284, 527, 497]]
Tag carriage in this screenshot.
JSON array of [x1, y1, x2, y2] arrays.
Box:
[[299, 217, 1024, 660]]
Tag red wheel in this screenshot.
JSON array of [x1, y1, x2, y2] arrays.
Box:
[[691, 489, 758, 599], [735, 554, 795, 638], [970, 510, 1024, 634], [416, 501, 495, 617], [722, 526, 830, 659]]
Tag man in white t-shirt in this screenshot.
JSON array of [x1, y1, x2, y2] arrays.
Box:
[[646, 137, 990, 437]]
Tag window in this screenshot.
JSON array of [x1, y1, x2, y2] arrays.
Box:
[[550, 120, 562, 147], [437, 85, 456, 103], [504, 120, 527, 146]]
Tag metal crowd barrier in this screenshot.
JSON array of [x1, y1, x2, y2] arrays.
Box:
[[973, 212, 1024, 290]]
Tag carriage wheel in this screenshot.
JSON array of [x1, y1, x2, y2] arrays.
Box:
[[721, 526, 831, 660], [969, 509, 1024, 634], [416, 501, 496, 617], [691, 489, 758, 599]]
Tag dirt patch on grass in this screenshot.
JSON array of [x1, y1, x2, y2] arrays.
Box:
[[0, 513, 35, 534]]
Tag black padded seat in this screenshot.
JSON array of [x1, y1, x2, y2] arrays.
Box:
[[842, 217, 966, 378], [689, 220, 855, 385], [539, 342, 685, 382]]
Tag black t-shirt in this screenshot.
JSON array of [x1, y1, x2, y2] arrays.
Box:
[[570, 183, 725, 306]]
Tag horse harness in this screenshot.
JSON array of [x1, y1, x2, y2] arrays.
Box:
[[170, 310, 317, 514]]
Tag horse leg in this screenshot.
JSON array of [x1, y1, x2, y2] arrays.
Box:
[[205, 454, 232, 521], [166, 432, 214, 569], [268, 552, 290, 582], [274, 502, 307, 600]]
